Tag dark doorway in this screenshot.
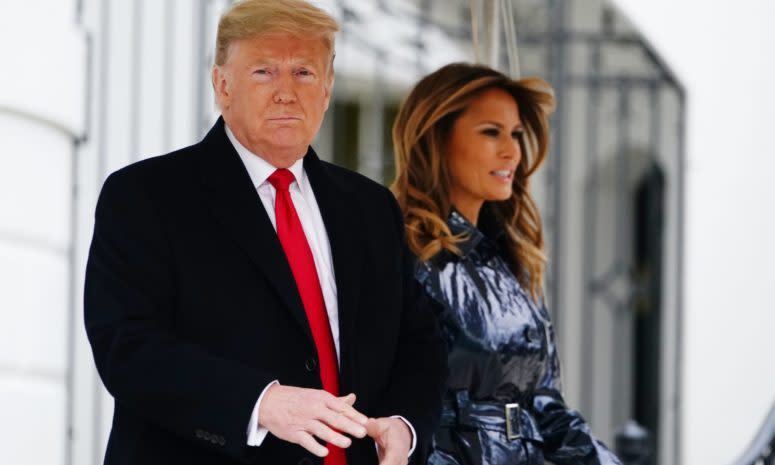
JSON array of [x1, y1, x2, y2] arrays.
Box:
[[332, 101, 360, 172], [631, 163, 665, 465]]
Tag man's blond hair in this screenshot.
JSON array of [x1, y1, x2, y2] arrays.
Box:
[[215, 0, 340, 69]]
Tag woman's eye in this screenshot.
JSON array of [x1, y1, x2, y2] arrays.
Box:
[[512, 130, 524, 140], [482, 128, 500, 137]]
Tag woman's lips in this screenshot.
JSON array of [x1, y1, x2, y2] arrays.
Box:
[[490, 169, 514, 182]]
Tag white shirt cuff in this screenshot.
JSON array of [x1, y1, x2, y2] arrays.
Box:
[[377, 415, 416, 457], [246, 380, 279, 446]]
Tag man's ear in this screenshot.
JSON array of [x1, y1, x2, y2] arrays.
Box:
[[212, 65, 231, 109]]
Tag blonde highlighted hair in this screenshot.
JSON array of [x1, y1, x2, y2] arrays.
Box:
[[215, 0, 340, 68], [390, 63, 555, 299]]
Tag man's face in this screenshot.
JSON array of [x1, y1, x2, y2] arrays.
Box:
[[213, 34, 333, 167]]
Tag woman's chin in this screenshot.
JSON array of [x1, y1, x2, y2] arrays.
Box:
[[486, 190, 513, 202]]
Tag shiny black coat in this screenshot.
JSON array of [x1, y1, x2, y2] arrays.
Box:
[[416, 209, 621, 465]]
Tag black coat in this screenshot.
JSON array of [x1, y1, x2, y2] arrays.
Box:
[[417, 209, 621, 465], [84, 117, 447, 465]]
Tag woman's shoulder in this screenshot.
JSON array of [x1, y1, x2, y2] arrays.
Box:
[[413, 255, 437, 286]]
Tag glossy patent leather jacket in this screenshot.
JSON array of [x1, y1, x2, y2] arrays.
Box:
[[415, 209, 622, 465]]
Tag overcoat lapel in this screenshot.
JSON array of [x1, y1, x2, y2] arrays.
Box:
[[304, 149, 365, 393], [197, 118, 314, 345], [196, 119, 366, 390]]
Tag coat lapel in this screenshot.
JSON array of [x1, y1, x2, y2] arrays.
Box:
[[196, 118, 366, 390], [303, 150, 364, 393], [196, 118, 314, 344]]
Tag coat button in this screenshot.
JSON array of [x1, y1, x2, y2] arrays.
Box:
[[203, 432, 211, 441], [305, 357, 317, 372]]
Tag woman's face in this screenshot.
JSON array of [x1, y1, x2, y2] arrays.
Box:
[[446, 88, 523, 222]]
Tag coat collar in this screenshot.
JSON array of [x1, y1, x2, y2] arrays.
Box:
[[446, 206, 503, 262]]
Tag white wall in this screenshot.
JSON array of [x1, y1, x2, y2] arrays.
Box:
[[70, 1, 205, 463], [613, 1, 775, 464], [0, 1, 85, 465]]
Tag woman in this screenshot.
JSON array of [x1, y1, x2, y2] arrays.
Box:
[[391, 63, 622, 465]]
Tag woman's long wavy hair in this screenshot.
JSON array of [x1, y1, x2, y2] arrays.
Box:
[[390, 63, 555, 299]]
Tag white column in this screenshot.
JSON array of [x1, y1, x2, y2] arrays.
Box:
[[0, 2, 86, 465]]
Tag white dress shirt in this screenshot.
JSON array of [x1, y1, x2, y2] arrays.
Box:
[[225, 126, 416, 454]]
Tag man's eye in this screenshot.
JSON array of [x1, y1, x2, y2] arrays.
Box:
[[254, 69, 269, 75], [297, 69, 313, 77]]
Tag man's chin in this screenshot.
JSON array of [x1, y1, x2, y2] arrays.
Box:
[[264, 141, 310, 161], [267, 130, 308, 147]]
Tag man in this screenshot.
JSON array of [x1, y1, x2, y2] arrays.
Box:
[[83, 1, 447, 464]]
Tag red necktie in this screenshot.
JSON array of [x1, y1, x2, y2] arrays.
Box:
[[267, 169, 346, 465]]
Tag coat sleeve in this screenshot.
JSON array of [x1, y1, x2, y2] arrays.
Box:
[[84, 169, 276, 462], [371, 190, 449, 464], [532, 302, 623, 465]]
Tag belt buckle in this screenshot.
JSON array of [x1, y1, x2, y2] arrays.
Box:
[[505, 402, 522, 440]]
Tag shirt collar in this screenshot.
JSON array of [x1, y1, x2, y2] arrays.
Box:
[[225, 124, 306, 190]]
